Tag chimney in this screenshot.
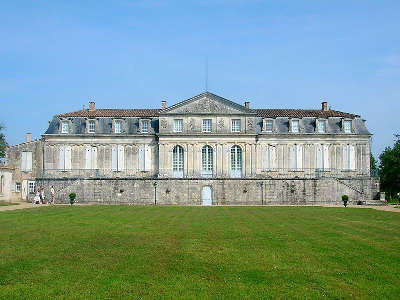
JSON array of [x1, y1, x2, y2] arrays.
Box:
[[26, 133, 32, 143], [89, 101, 96, 111], [244, 101, 250, 109], [321, 101, 328, 111], [161, 100, 167, 109]]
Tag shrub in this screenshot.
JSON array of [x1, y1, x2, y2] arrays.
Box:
[[69, 193, 76, 205], [342, 195, 349, 207]]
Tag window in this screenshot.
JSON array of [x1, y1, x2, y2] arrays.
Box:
[[139, 145, 151, 172], [115, 120, 122, 133], [58, 145, 72, 171], [317, 120, 327, 133], [85, 146, 97, 169], [202, 119, 212, 132], [265, 120, 273, 132], [230, 145, 242, 178], [172, 145, 184, 178], [61, 121, 69, 134], [141, 120, 149, 133], [88, 120, 96, 133], [291, 120, 299, 133], [202, 145, 213, 177], [316, 144, 329, 170], [0, 176, 3, 194], [343, 144, 355, 170], [289, 144, 303, 171], [21, 152, 32, 172], [231, 119, 241, 132], [28, 181, 35, 194], [174, 119, 183, 132], [15, 183, 21, 193], [344, 120, 352, 133], [112, 145, 125, 171], [264, 145, 276, 171]]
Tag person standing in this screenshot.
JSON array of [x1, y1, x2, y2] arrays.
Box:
[[50, 186, 55, 204], [40, 186, 45, 204], [33, 190, 40, 205]]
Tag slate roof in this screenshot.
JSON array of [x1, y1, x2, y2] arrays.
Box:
[[253, 109, 359, 118], [57, 109, 160, 118], [56, 108, 359, 119]]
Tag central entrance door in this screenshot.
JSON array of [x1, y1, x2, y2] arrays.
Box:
[[201, 186, 212, 206]]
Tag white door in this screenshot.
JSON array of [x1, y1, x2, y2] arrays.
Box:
[[22, 180, 28, 200], [202, 186, 212, 206]]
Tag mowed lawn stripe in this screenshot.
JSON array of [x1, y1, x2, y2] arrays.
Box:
[[0, 206, 399, 299]]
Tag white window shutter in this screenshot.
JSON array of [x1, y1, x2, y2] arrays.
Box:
[[145, 145, 151, 171], [342, 145, 348, 170], [323, 145, 330, 170], [92, 147, 97, 169], [118, 145, 125, 171], [349, 145, 356, 170], [65, 146, 72, 170], [296, 145, 303, 170], [26, 152, 32, 171], [264, 146, 270, 170], [289, 145, 296, 170], [316, 145, 323, 169], [59, 146, 65, 170], [270, 145, 277, 169], [112, 145, 118, 171], [139, 146, 145, 171], [85, 146, 92, 169], [21, 152, 27, 171]]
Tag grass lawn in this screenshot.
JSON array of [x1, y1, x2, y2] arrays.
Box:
[[0, 206, 399, 299]]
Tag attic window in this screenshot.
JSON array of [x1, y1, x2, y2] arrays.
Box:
[[141, 120, 149, 133], [61, 122, 69, 134], [344, 120, 352, 133], [88, 120, 96, 133], [115, 120, 122, 133], [317, 120, 327, 133], [291, 120, 299, 133], [265, 120, 273, 132]]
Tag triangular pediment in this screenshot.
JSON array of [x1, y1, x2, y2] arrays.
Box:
[[161, 92, 255, 115]]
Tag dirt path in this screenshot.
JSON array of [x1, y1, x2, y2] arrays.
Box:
[[1, 203, 399, 213], [0, 202, 42, 212]]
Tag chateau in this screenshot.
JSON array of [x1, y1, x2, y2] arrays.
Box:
[[1, 92, 382, 205]]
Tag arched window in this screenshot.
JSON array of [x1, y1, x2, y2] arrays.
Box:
[[202, 145, 213, 178], [173, 145, 184, 178], [230, 145, 242, 178]]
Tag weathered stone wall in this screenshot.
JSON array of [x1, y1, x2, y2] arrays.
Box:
[[34, 177, 382, 205]]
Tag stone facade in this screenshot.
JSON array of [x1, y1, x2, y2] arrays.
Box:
[[5, 92, 382, 205]]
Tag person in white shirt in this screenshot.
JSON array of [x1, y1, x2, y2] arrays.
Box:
[[50, 186, 55, 204]]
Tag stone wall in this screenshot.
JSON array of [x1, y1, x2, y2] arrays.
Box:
[[34, 177, 382, 206]]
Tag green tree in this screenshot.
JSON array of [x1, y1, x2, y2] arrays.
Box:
[[370, 153, 378, 176], [0, 124, 7, 159], [379, 135, 400, 198]]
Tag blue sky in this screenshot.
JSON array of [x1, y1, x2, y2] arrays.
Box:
[[1, 0, 399, 156]]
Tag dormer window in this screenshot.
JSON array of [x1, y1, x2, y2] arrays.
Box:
[[317, 120, 327, 133], [88, 120, 96, 133], [291, 120, 299, 133], [114, 120, 122, 133], [174, 119, 183, 133], [343, 120, 352, 133], [202, 119, 212, 132], [61, 121, 69, 134], [264, 119, 273, 133], [231, 119, 241, 132], [141, 120, 149, 133]]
